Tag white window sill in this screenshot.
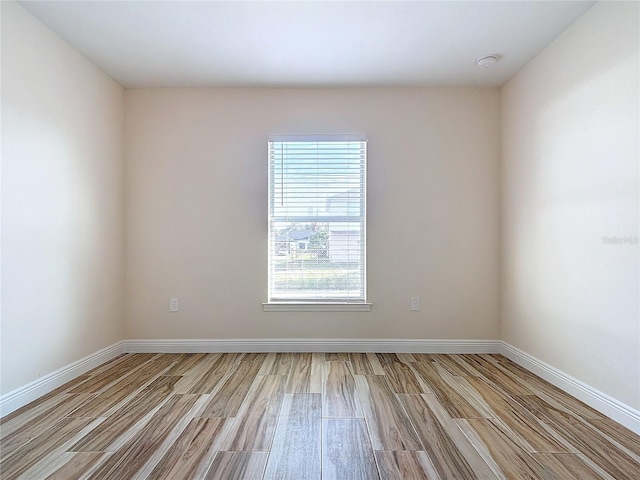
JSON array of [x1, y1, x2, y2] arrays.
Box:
[[263, 303, 372, 312]]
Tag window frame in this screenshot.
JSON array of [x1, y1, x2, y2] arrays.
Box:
[[264, 134, 371, 311]]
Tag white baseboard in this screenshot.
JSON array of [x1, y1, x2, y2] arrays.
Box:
[[123, 338, 501, 354], [0, 342, 125, 418], [500, 341, 640, 435]]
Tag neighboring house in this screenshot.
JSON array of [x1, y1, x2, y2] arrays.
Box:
[[274, 229, 315, 255], [325, 188, 362, 218], [325, 189, 363, 263], [327, 228, 361, 263]]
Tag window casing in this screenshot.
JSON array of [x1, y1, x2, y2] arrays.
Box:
[[267, 135, 367, 305]]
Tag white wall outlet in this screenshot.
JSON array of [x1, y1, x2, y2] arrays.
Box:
[[410, 296, 420, 311], [169, 297, 179, 312]]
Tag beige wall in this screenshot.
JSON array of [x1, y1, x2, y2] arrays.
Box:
[[124, 88, 501, 340], [1, 2, 125, 395], [501, 1, 639, 409]]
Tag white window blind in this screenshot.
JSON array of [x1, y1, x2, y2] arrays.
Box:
[[268, 135, 367, 304]]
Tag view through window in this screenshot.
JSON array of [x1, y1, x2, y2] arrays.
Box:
[[268, 135, 367, 303]]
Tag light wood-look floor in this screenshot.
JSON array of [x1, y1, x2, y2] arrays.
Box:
[[1, 353, 639, 479]]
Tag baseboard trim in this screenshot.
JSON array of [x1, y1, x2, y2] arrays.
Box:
[[0, 341, 125, 418], [500, 341, 640, 435], [123, 338, 501, 354]]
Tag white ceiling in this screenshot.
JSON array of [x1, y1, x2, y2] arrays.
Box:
[[18, 0, 596, 88]]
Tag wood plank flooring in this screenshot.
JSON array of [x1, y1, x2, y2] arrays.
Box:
[[1, 353, 639, 479]]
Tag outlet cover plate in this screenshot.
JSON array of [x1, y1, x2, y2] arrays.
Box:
[[410, 296, 420, 311], [169, 298, 179, 312]]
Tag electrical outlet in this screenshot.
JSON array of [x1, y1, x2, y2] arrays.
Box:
[[410, 296, 420, 311], [169, 298, 179, 312]]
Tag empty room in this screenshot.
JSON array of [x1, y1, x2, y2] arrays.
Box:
[[1, 0, 639, 479]]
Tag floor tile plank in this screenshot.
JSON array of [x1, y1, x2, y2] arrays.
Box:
[[309, 352, 325, 393], [325, 353, 351, 361], [374, 451, 438, 480], [411, 354, 434, 364], [516, 395, 640, 479], [1, 394, 96, 459], [365, 353, 386, 375], [0, 394, 66, 438], [353, 375, 422, 451], [495, 358, 604, 419], [0, 417, 96, 479], [219, 375, 286, 451], [69, 389, 173, 452], [0, 374, 93, 431], [462, 376, 570, 453], [147, 417, 234, 480], [188, 354, 242, 394], [409, 361, 486, 419], [431, 364, 492, 416], [86, 394, 200, 479], [164, 353, 209, 376], [199, 360, 263, 417], [323, 361, 362, 418], [348, 353, 376, 375], [457, 418, 550, 479], [420, 394, 500, 479], [377, 354, 426, 394], [398, 394, 479, 479], [585, 418, 640, 458], [43, 452, 106, 480], [70, 357, 177, 418], [263, 393, 321, 479], [322, 418, 379, 480], [264, 353, 295, 375], [433, 354, 479, 377], [68, 354, 157, 394], [285, 352, 314, 393], [205, 452, 269, 480], [460, 355, 533, 396], [532, 453, 607, 480]]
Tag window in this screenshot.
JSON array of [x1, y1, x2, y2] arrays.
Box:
[[267, 135, 368, 308]]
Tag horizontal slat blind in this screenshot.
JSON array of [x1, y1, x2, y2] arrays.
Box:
[[268, 136, 367, 303]]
